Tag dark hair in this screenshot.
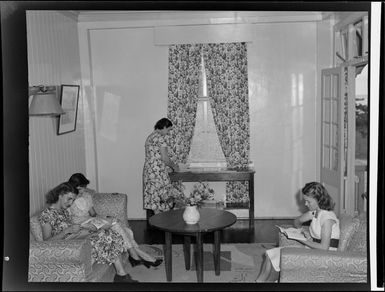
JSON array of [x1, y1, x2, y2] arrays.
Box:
[[154, 118, 173, 130], [45, 182, 77, 205], [302, 182, 335, 211], [68, 173, 90, 188]]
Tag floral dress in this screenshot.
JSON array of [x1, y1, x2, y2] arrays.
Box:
[[143, 131, 178, 212], [39, 207, 124, 265]]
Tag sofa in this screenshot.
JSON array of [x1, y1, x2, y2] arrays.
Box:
[[279, 212, 367, 283], [29, 193, 129, 282]]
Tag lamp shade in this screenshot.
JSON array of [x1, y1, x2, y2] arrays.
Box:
[[29, 92, 65, 116]]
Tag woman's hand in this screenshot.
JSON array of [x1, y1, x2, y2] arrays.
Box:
[[69, 224, 81, 234], [101, 222, 113, 229], [82, 223, 98, 231], [301, 228, 312, 240]]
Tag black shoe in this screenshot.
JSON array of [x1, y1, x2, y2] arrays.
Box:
[[129, 255, 163, 268], [148, 258, 163, 268], [128, 255, 142, 267], [114, 273, 138, 283]]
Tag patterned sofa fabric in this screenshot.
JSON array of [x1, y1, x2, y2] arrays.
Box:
[[338, 214, 361, 251], [29, 239, 92, 264], [29, 240, 92, 282], [29, 193, 128, 282], [280, 247, 367, 282]]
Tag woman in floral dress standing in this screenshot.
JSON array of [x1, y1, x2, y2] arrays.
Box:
[[143, 118, 182, 215]]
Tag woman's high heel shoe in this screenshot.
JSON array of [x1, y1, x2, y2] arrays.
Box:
[[129, 256, 163, 268], [146, 258, 163, 268], [128, 255, 142, 267]]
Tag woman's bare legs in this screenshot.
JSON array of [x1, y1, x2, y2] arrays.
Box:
[[112, 222, 157, 262], [112, 256, 138, 282], [256, 254, 270, 282], [125, 227, 157, 262], [256, 253, 279, 282], [113, 257, 127, 276]]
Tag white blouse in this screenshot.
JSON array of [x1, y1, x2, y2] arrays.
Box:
[[309, 209, 340, 240]]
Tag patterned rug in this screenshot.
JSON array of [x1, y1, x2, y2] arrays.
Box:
[[125, 243, 276, 283]]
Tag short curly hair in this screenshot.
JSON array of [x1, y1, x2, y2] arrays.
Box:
[[68, 173, 90, 188], [45, 182, 76, 205], [302, 182, 335, 211], [154, 118, 173, 130]]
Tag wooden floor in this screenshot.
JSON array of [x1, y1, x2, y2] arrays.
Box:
[[129, 218, 294, 245]]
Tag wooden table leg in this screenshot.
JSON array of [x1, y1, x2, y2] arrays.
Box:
[[249, 176, 255, 229], [183, 235, 191, 270], [213, 230, 221, 275], [196, 233, 203, 283], [164, 231, 172, 282]]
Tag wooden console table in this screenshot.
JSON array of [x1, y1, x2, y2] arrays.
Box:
[[169, 169, 255, 228]]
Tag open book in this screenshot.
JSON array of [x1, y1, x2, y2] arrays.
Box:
[[81, 217, 109, 230], [276, 225, 307, 241]]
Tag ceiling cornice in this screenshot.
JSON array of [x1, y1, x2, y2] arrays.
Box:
[[76, 10, 325, 25]]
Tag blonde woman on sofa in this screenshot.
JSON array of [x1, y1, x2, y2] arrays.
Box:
[[68, 173, 162, 269], [256, 182, 340, 282], [39, 182, 138, 282]]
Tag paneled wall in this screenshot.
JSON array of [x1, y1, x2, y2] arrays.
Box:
[[27, 11, 86, 215]]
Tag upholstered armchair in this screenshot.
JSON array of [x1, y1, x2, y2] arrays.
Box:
[[279, 212, 367, 283], [29, 193, 129, 282]]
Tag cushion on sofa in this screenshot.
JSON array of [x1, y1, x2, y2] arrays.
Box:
[[347, 213, 367, 253], [338, 214, 360, 251], [92, 193, 128, 227], [30, 215, 43, 242]]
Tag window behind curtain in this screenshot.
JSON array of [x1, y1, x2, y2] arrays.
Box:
[[187, 54, 227, 168]]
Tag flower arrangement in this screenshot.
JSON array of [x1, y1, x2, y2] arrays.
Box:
[[182, 182, 215, 207]]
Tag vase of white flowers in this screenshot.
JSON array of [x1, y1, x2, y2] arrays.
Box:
[[181, 182, 215, 224]]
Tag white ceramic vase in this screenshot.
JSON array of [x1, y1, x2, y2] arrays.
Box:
[[183, 205, 200, 224]]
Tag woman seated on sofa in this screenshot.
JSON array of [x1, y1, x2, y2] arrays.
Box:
[[256, 181, 340, 282], [39, 182, 137, 283], [67, 172, 162, 268]]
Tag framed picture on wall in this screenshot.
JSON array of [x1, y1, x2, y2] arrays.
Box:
[[57, 84, 80, 135]]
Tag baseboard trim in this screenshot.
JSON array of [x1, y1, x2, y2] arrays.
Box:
[[127, 217, 297, 221]]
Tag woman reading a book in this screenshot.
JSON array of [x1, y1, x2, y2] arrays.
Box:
[[68, 173, 162, 268], [39, 182, 137, 282], [256, 182, 340, 282]]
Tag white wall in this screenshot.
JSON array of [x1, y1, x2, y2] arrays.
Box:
[[248, 22, 318, 217], [79, 15, 332, 219], [88, 27, 169, 214], [27, 11, 86, 215]]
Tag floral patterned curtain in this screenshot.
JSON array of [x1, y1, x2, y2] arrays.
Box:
[[166, 44, 201, 164], [203, 42, 250, 207]]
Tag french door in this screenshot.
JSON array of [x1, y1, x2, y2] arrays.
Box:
[[321, 65, 365, 216], [320, 67, 345, 216]]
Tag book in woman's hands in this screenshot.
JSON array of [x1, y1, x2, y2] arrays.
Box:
[[275, 225, 307, 241], [81, 217, 109, 229]]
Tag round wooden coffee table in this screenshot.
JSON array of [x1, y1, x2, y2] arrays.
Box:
[[148, 208, 237, 282]]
